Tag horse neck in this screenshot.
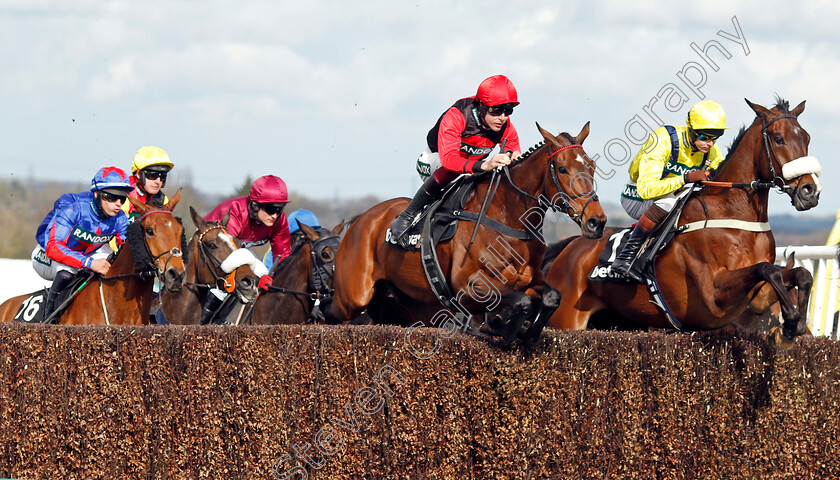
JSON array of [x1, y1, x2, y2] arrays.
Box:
[[160, 237, 202, 323], [493, 152, 547, 216], [273, 243, 310, 291], [706, 121, 770, 221]]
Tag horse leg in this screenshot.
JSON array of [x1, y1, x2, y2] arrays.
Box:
[[520, 284, 561, 344], [714, 262, 803, 341], [479, 290, 533, 343], [779, 266, 813, 338]]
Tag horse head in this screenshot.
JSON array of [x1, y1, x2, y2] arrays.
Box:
[[534, 121, 606, 239], [188, 206, 260, 304], [745, 98, 820, 211], [288, 222, 342, 299], [126, 190, 187, 292]]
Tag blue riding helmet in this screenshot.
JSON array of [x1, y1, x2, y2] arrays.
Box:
[[287, 209, 321, 234], [90, 166, 133, 195]]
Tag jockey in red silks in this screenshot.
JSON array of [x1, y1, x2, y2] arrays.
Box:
[[389, 74, 523, 240], [200, 174, 291, 324]]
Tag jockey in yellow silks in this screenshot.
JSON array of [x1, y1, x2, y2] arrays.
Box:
[[612, 100, 728, 281]]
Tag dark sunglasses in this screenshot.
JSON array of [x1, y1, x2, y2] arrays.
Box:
[[260, 203, 285, 215], [487, 105, 514, 116], [695, 132, 720, 142], [99, 191, 127, 203], [144, 170, 168, 181]]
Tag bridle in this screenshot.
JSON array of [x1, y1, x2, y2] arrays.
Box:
[[132, 209, 183, 283], [700, 114, 819, 197], [501, 143, 599, 226], [192, 224, 240, 293], [264, 230, 340, 301]]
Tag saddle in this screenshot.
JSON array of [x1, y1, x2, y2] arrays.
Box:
[[589, 203, 685, 284], [385, 173, 539, 317], [384, 177, 474, 251], [12, 272, 90, 324], [385, 175, 536, 251]]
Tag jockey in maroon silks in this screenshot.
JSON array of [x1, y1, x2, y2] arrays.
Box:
[[389, 74, 522, 239], [200, 175, 291, 324], [205, 175, 292, 262]]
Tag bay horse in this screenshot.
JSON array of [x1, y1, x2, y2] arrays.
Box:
[[544, 98, 820, 344], [156, 207, 260, 325], [248, 222, 342, 324], [324, 122, 606, 342], [0, 192, 187, 325]]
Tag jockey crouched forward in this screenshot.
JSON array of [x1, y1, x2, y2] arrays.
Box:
[[32, 167, 134, 320], [389, 74, 523, 240], [612, 100, 728, 282], [201, 175, 291, 324]]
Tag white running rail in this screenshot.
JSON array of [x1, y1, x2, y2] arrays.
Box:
[[776, 245, 839, 338]]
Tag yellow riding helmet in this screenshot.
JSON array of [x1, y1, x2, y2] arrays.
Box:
[[131, 146, 174, 174], [687, 101, 727, 130]]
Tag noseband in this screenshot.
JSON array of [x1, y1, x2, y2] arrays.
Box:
[[136, 210, 183, 282], [759, 115, 820, 197]]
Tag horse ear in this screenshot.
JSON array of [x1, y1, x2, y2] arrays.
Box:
[[190, 206, 207, 230], [221, 210, 231, 228], [127, 195, 149, 215], [535, 122, 562, 148], [331, 219, 346, 235], [745, 98, 772, 119], [575, 121, 591, 144], [790, 100, 806, 117], [298, 222, 320, 241], [164, 189, 181, 211]]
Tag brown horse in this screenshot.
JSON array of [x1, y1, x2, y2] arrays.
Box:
[[248, 222, 342, 324], [544, 98, 820, 343], [324, 122, 606, 342], [0, 193, 187, 325], [156, 207, 260, 325]]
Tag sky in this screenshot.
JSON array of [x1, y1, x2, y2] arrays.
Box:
[[1, 0, 838, 218]]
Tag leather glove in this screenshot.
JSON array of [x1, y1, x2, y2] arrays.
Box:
[[684, 170, 709, 183], [258, 275, 273, 291]]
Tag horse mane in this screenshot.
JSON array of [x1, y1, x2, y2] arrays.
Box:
[[272, 239, 308, 276], [508, 131, 576, 170], [723, 96, 791, 163], [126, 221, 154, 272]]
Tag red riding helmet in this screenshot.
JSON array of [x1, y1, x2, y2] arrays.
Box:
[[476, 75, 519, 107], [249, 175, 289, 204]]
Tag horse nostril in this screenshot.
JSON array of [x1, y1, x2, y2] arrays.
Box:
[[165, 268, 185, 289], [241, 276, 256, 288]]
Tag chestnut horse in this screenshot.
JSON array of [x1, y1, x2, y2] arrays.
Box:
[[325, 122, 606, 342], [156, 207, 260, 325], [0, 193, 187, 325], [544, 98, 820, 343], [248, 222, 342, 324]]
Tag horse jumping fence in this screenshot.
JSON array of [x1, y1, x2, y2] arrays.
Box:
[[776, 245, 840, 338]]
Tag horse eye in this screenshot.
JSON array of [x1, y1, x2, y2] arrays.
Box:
[[774, 135, 785, 145], [557, 166, 569, 175], [207, 242, 219, 250], [145, 227, 155, 236], [321, 250, 332, 260]]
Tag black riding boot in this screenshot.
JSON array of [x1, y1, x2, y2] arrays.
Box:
[[389, 175, 446, 240], [44, 270, 75, 323], [199, 291, 226, 325], [611, 224, 652, 282]]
